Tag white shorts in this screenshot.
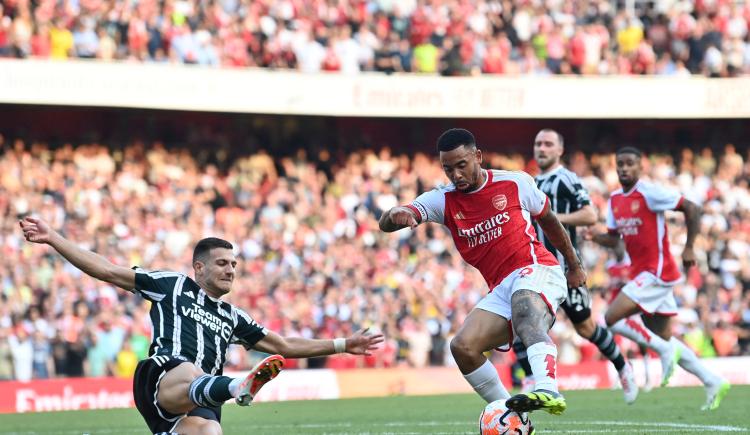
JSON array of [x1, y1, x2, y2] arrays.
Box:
[[621, 271, 678, 316], [475, 264, 568, 350]]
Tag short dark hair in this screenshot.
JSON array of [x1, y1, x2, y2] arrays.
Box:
[[539, 128, 564, 147], [437, 128, 476, 152], [193, 237, 233, 264], [616, 146, 642, 158]]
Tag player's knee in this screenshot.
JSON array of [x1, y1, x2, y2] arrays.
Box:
[[604, 312, 617, 328], [511, 290, 546, 324], [200, 420, 222, 435], [574, 318, 596, 338], [175, 417, 222, 435], [449, 335, 474, 357]]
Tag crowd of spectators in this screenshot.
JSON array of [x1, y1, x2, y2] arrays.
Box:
[[0, 136, 749, 382], [2, 0, 750, 76]]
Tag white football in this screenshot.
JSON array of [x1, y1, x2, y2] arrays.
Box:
[[479, 400, 533, 435]]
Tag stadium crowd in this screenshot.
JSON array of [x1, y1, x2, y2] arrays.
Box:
[[1, 0, 750, 76], [0, 137, 749, 382], [0, 140, 750, 379]]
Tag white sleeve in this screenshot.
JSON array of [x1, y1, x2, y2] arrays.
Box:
[[606, 198, 617, 231], [640, 181, 683, 212], [516, 172, 549, 217], [410, 188, 446, 224]]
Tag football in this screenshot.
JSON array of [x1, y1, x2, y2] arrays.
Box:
[[479, 400, 533, 435]]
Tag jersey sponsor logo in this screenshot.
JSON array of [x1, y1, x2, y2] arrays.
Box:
[[181, 303, 232, 341], [456, 212, 511, 248], [615, 217, 643, 236], [630, 200, 640, 213], [492, 194, 508, 211]]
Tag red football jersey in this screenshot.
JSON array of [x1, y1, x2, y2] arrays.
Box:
[[407, 169, 559, 289], [606, 180, 684, 283]]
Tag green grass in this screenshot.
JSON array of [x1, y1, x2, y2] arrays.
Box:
[[0, 386, 748, 434]]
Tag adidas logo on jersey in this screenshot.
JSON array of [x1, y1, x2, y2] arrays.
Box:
[[184, 291, 196, 300], [454, 212, 465, 220]]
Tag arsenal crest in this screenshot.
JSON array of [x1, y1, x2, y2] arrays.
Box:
[[630, 200, 640, 213], [492, 194, 507, 211]]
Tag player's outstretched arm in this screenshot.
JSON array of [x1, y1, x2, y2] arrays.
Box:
[[535, 206, 586, 288], [590, 231, 621, 248], [19, 216, 136, 291], [557, 204, 598, 227], [675, 198, 701, 269], [253, 328, 385, 358], [379, 206, 419, 232]]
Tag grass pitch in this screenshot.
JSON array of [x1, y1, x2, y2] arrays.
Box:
[[0, 386, 748, 434]]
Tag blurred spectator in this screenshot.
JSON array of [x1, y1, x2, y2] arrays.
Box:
[[114, 340, 138, 378], [3, 0, 748, 76], [9, 328, 33, 381]]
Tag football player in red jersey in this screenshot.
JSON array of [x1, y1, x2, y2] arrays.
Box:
[[591, 147, 729, 410], [380, 129, 586, 416]]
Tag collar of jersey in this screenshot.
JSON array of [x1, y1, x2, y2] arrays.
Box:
[[200, 288, 221, 303], [536, 164, 563, 180], [621, 180, 642, 196], [463, 169, 491, 194]]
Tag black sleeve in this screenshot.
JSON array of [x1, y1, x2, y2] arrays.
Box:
[[131, 267, 183, 302], [231, 307, 268, 349]]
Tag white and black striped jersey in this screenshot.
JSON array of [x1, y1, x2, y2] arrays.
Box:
[[132, 268, 268, 375], [534, 166, 591, 268]]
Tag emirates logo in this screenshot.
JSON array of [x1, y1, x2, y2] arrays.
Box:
[[492, 195, 507, 211]]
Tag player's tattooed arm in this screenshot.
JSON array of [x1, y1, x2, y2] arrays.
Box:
[[379, 206, 420, 232], [19, 216, 136, 291], [535, 206, 586, 288], [676, 198, 701, 269]]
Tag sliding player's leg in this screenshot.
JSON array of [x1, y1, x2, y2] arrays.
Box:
[[566, 285, 636, 404]]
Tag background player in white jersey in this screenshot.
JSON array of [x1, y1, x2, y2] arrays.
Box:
[[379, 128, 586, 416], [512, 129, 637, 404], [591, 147, 730, 411], [19, 216, 383, 435]]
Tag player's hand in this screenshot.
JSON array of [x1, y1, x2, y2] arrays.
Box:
[[682, 246, 697, 270], [566, 263, 587, 289], [19, 216, 55, 245], [345, 328, 385, 356], [581, 223, 606, 241], [389, 207, 419, 229]]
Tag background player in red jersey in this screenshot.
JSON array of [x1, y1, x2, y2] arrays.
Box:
[[379, 129, 586, 416], [591, 147, 730, 411]]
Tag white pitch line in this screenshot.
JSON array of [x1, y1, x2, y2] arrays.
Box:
[[5, 419, 747, 434]]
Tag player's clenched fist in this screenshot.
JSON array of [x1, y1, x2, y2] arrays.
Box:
[[566, 263, 587, 289], [388, 207, 419, 229]]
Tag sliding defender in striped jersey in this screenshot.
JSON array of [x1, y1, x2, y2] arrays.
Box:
[[591, 147, 729, 411], [19, 218, 383, 435], [380, 128, 587, 418], [513, 129, 638, 405]]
